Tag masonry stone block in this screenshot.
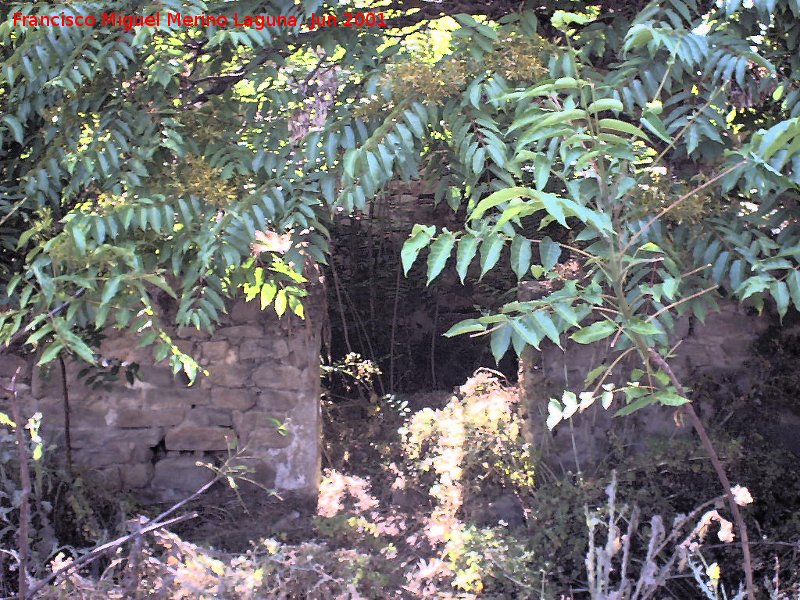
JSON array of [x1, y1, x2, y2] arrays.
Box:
[[210, 388, 256, 411], [131, 445, 155, 463], [186, 407, 233, 427], [216, 325, 264, 339], [233, 410, 272, 439], [241, 339, 289, 361], [99, 336, 145, 361], [258, 389, 300, 411], [36, 400, 108, 428], [74, 443, 133, 468], [93, 466, 122, 491], [113, 428, 165, 447], [122, 463, 154, 489], [230, 300, 265, 324], [117, 407, 186, 428], [70, 428, 111, 449], [207, 363, 251, 387], [134, 366, 179, 388], [165, 426, 236, 451], [176, 327, 211, 340], [246, 427, 294, 449], [232, 459, 276, 491], [151, 456, 215, 492], [144, 387, 210, 408], [252, 365, 303, 388], [0, 355, 27, 378], [200, 341, 233, 363]]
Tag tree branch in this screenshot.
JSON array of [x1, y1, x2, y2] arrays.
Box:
[[647, 348, 755, 600]]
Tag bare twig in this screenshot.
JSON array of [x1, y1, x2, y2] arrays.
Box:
[[23, 476, 219, 599]]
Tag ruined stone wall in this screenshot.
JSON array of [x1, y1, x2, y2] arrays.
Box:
[[519, 297, 772, 468], [2, 293, 323, 502]]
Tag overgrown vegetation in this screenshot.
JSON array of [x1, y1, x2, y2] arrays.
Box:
[[2, 0, 800, 596], [3, 371, 798, 598]]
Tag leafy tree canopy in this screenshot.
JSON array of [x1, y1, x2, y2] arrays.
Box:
[[1, 0, 799, 388]]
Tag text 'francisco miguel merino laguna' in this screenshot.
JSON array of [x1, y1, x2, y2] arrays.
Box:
[[11, 11, 388, 30]]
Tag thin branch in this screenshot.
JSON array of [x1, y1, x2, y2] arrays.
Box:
[[623, 161, 747, 254], [647, 349, 755, 600], [645, 285, 718, 323], [57, 357, 72, 475], [23, 475, 219, 599], [7, 368, 30, 600]]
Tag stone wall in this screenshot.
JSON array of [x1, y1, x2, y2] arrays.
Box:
[[519, 291, 772, 468], [1, 290, 324, 502]]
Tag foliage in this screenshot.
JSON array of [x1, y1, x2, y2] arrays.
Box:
[[397, 0, 800, 420], [1, 0, 796, 391], [0, 369, 796, 598]]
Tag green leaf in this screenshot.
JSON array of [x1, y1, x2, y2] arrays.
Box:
[[541, 194, 568, 227], [539, 236, 561, 270], [470, 187, 532, 221], [570, 320, 616, 344], [598, 118, 651, 141], [444, 319, 486, 337], [25, 323, 54, 346], [479, 234, 504, 277], [101, 275, 124, 307], [615, 394, 656, 416], [343, 149, 359, 178], [0, 412, 15, 427], [456, 234, 480, 283], [788, 270, 800, 310], [426, 231, 456, 284], [511, 317, 544, 349], [771, 280, 790, 319], [142, 274, 177, 299], [2, 115, 24, 144], [471, 147, 486, 174], [71, 226, 87, 255], [534, 154, 550, 191], [626, 319, 663, 336], [401, 224, 435, 275], [640, 114, 672, 143], [584, 363, 608, 387], [546, 399, 562, 430], [274, 289, 287, 317], [653, 390, 691, 406], [37, 342, 64, 366], [490, 324, 512, 363], [587, 98, 623, 113], [404, 110, 425, 137], [552, 10, 589, 28], [510, 237, 533, 280], [553, 302, 580, 327], [260, 281, 277, 309], [532, 311, 562, 346], [61, 329, 97, 364]]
